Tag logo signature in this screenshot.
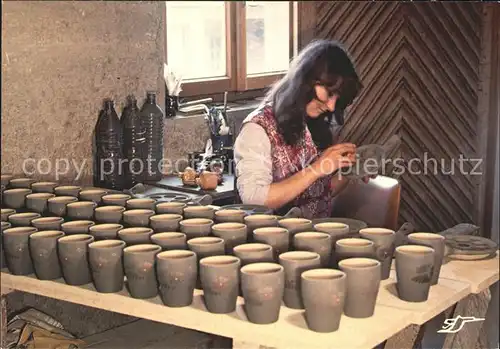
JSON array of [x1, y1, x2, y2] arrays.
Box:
[[437, 315, 485, 334]]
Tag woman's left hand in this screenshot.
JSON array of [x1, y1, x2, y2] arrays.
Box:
[[362, 174, 378, 184]]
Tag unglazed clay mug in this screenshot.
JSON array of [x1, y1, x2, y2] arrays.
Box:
[[2, 188, 32, 209], [156, 201, 187, 215], [233, 243, 274, 266], [123, 244, 162, 299], [67, 201, 97, 220], [179, 218, 214, 239], [94, 205, 126, 224], [0, 174, 13, 186], [79, 189, 108, 204], [294, 232, 332, 267], [118, 227, 154, 246], [101, 194, 131, 207], [25, 193, 55, 214], [89, 223, 123, 241], [31, 181, 58, 193], [301, 269, 346, 333], [8, 212, 41, 227], [183, 205, 215, 220], [61, 220, 95, 235], [338, 258, 381, 318], [244, 214, 279, 238], [335, 238, 376, 265], [122, 209, 155, 227], [200, 255, 241, 314], [211, 222, 248, 254], [187, 236, 225, 289], [359, 227, 396, 280], [9, 178, 36, 189], [54, 185, 81, 197], [214, 209, 246, 223], [253, 227, 290, 261], [126, 198, 156, 211], [278, 218, 313, 244], [278, 251, 322, 309], [314, 222, 350, 245], [407, 232, 445, 285], [150, 214, 183, 233], [2, 226, 38, 275], [151, 232, 187, 251], [156, 250, 198, 307], [395, 245, 435, 302], [240, 262, 285, 325], [29, 230, 65, 280], [58, 234, 94, 285], [31, 217, 64, 231], [88, 239, 126, 293], [47, 196, 78, 217]]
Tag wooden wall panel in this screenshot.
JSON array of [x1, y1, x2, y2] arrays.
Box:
[[306, 2, 484, 233]]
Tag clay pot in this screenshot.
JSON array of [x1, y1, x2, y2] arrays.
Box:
[[29, 230, 65, 280], [25, 193, 56, 214], [156, 250, 198, 307], [407, 233, 445, 285], [3, 188, 31, 209], [102, 194, 131, 207], [244, 214, 279, 241], [301, 269, 346, 332], [9, 178, 36, 189], [150, 214, 183, 233], [61, 220, 95, 235], [187, 236, 225, 289], [118, 227, 154, 246], [395, 245, 435, 302], [179, 218, 214, 239], [1, 221, 12, 269], [278, 251, 321, 309], [1, 174, 13, 186], [240, 262, 285, 324], [200, 255, 241, 314], [211, 222, 248, 254], [94, 205, 126, 224], [335, 238, 376, 264], [214, 209, 246, 223], [314, 222, 350, 245], [122, 209, 155, 227], [2, 226, 38, 275], [54, 185, 81, 197], [253, 227, 290, 261], [293, 232, 332, 267], [338, 258, 381, 318], [151, 232, 187, 251], [233, 243, 274, 266], [79, 189, 108, 204], [278, 218, 313, 245], [88, 240, 126, 293], [8, 212, 41, 227], [31, 217, 64, 231], [67, 201, 97, 220], [126, 198, 156, 210], [156, 201, 187, 215], [359, 228, 396, 280], [1, 208, 16, 222], [183, 205, 215, 219], [58, 234, 94, 285], [178, 167, 197, 186], [47, 196, 78, 217], [89, 224, 123, 241], [31, 181, 58, 193], [196, 171, 218, 191], [123, 244, 162, 299]]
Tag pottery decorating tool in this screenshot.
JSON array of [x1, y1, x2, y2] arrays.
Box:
[[443, 235, 498, 261]]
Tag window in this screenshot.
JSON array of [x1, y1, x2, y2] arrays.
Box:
[[165, 1, 295, 97]]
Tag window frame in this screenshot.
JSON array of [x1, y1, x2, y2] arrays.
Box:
[[164, 1, 296, 97]]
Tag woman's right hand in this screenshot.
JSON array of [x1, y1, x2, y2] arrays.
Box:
[[311, 143, 357, 177]]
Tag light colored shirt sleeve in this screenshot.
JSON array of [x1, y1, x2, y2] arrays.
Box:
[[233, 122, 273, 205]]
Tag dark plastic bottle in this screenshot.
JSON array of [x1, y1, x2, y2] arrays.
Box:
[[139, 91, 164, 182], [93, 99, 124, 190], [121, 95, 146, 188]]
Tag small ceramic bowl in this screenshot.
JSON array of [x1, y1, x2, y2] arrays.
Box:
[[8, 212, 42, 227], [126, 198, 156, 210], [118, 227, 154, 246], [54, 185, 82, 197], [102, 194, 131, 207], [94, 205, 126, 224]]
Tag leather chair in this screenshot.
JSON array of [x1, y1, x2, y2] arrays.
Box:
[[330, 175, 401, 231]]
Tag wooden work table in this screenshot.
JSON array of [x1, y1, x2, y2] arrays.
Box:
[[1, 253, 498, 349]]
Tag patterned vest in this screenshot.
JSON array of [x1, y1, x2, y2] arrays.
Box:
[[242, 103, 335, 219]]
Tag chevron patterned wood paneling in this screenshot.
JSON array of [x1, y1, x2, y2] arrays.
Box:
[[310, 2, 483, 232]]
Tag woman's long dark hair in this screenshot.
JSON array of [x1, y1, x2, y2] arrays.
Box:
[[265, 39, 362, 149]]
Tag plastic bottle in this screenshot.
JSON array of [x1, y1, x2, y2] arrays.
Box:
[[93, 99, 124, 190], [121, 95, 146, 188], [139, 91, 164, 182]]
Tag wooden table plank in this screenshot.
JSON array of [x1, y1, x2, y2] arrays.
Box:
[[1, 270, 413, 349]]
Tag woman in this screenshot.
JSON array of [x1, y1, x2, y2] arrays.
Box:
[[233, 39, 364, 219]]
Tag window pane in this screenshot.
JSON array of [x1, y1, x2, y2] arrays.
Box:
[[166, 1, 226, 80], [246, 1, 290, 76]]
